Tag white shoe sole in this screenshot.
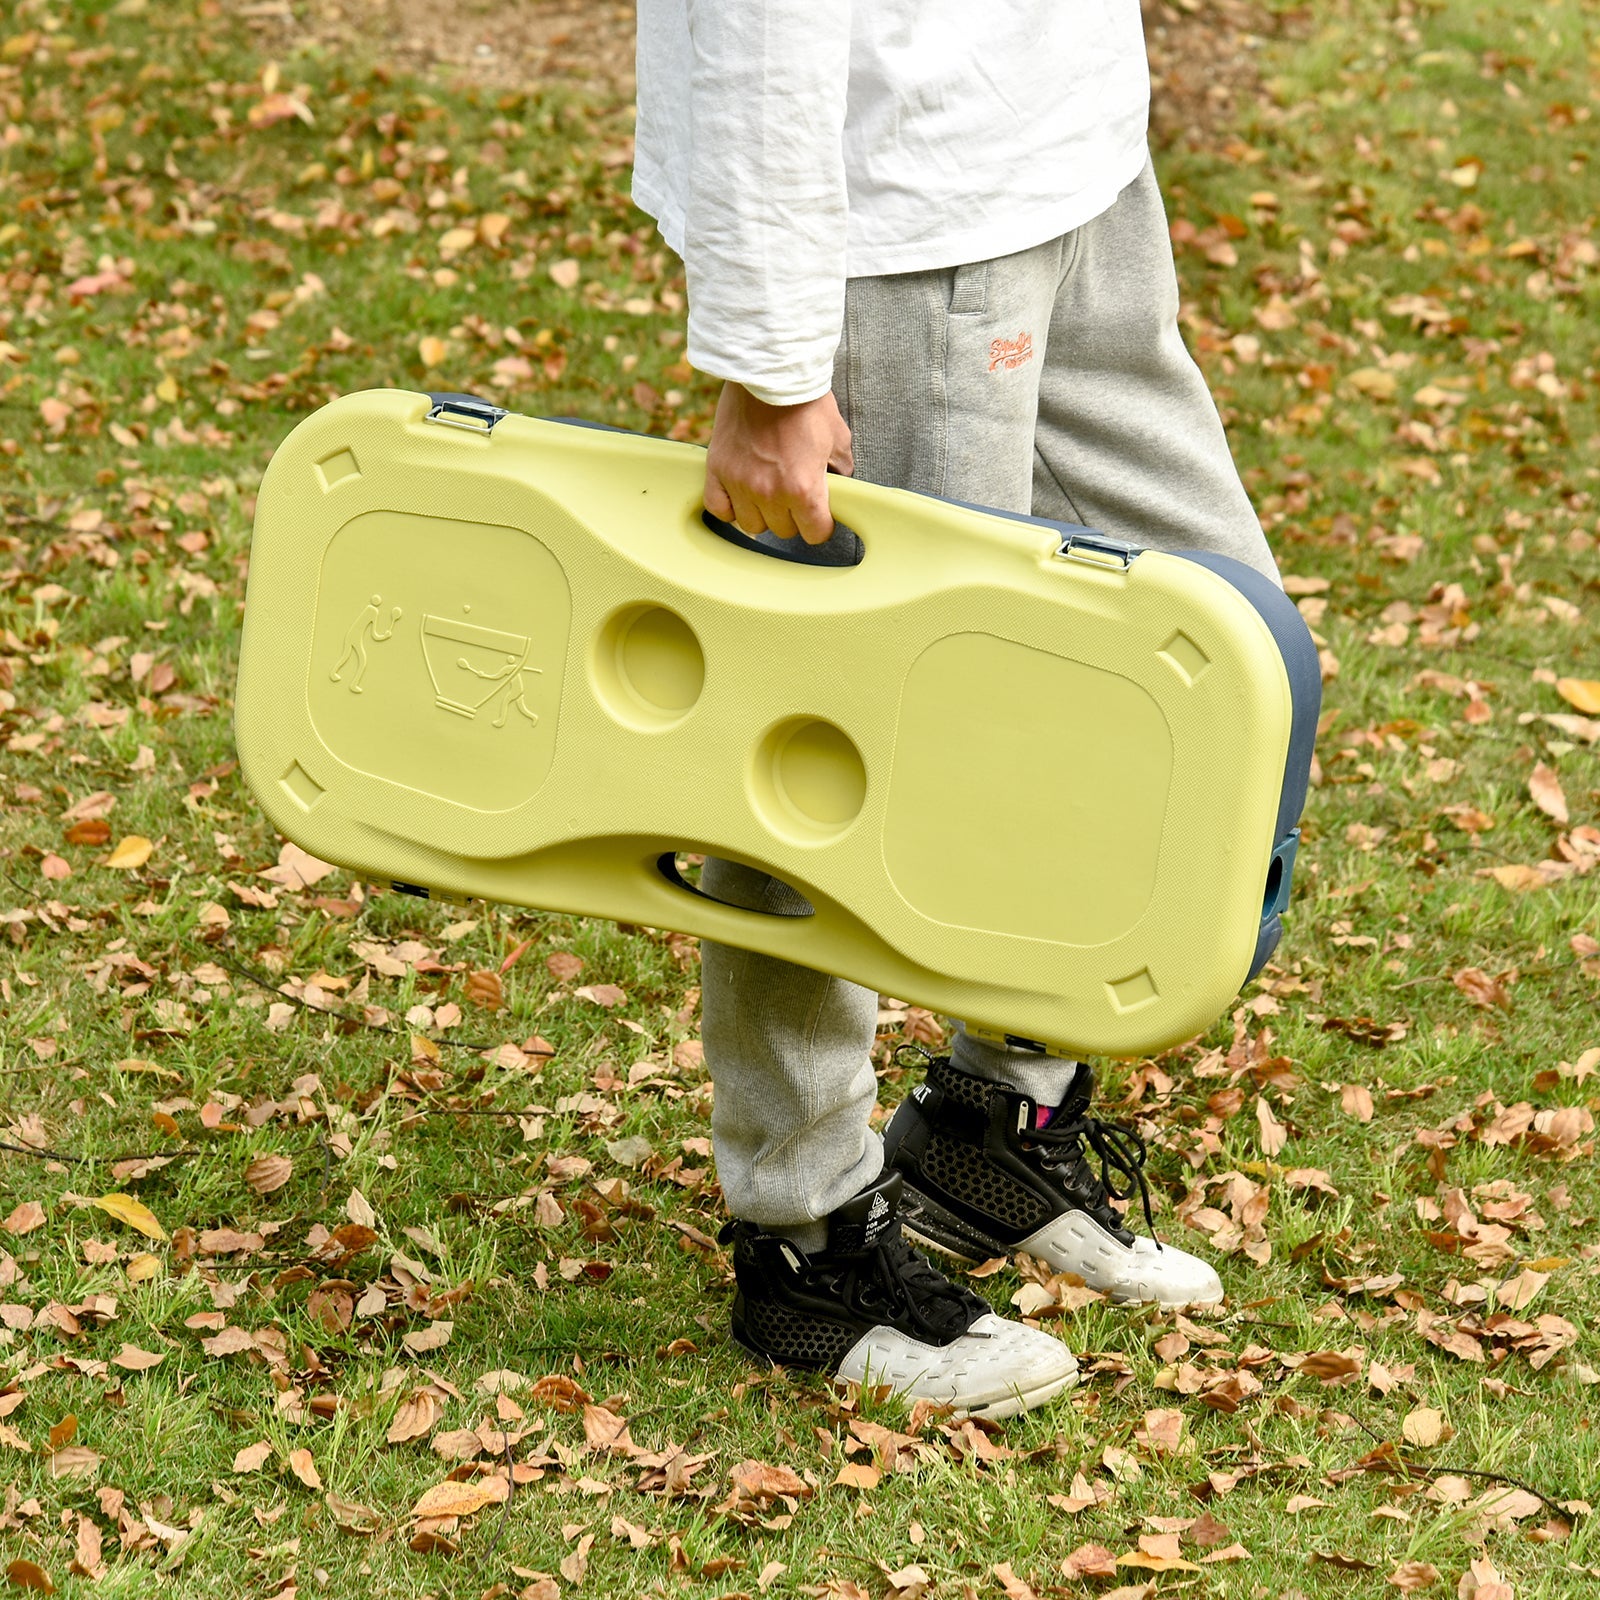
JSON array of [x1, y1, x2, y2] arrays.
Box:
[[902, 1203, 1223, 1311], [836, 1313, 1080, 1420]]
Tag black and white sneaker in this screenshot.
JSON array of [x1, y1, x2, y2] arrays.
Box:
[[720, 1170, 1078, 1419], [884, 1056, 1223, 1309]]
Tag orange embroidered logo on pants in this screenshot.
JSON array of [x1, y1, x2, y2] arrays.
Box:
[[988, 332, 1034, 372]]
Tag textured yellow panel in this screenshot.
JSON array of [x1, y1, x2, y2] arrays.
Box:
[[237, 390, 1299, 1057]]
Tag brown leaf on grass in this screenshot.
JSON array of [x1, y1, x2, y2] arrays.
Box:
[[233, 1441, 274, 1473], [1255, 1096, 1288, 1154], [5, 1561, 55, 1594], [387, 1390, 441, 1444], [41, 854, 71, 880], [1119, 1532, 1201, 1571], [400, 1320, 453, 1355], [259, 841, 336, 889], [1555, 677, 1600, 714], [2, 1202, 45, 1236], [104, 835, 154, 870], [49, 1417, 77, 1450], [89, 1193, 166, 1240], [465, 970, 504, 1010], [582, 1404, 635, 1455], [1296, 1351, 1363, 1382], [575, 983, 627, 1008], [111, 1343, 165, 1372], [430, 1428, 485, 1461], [198, 1227, 267, 1257], [410, 1476, 510, 1519], [726, 1459, 812, 1502], [289, 1447, 323, 1490], [69, 1515, 103, 1579], [47, 1446, 101, 1479], [835, 1461, 881, 1490], [1341, 1083, 1376, 1122], [244, 1154, 294, 1195], [1134, 1408, 1185, 1453], [307, 1284, 354, 1334], [1060, 1544, 1119, 1580], [1527, 763, 1568, 824], [1389, 1563, 1442, 1591], [1401, 1406, 1450, 1447], [1456, 1556, 1515, 1600], [560, 1532, 595, 1585], [200, 1327, 256, 1357], [529, 1375, 592, 1413], [546, 951, 584, 981], [992, 1563, 1046, 1600], [1496, 1268, 1549, 1309], [1452, 968, 1511, 1010], [64, 819, 111, 846], [326, 1492, 383, 1535]]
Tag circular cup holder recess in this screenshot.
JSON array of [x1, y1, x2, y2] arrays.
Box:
[[592, 604, 705, 730], [750, 717, 867, 844]]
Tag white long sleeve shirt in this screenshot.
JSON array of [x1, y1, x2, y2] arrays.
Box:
[[633, 1, 1151, 405]]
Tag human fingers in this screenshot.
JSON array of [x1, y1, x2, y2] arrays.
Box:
[[705, 467, 736, 524], [726, 484, 767, 537], [763, 502, 801, 541], [792, 482, 835, 545]]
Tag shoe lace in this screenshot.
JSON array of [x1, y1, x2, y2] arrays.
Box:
[[1030, 1111, 1160, 1246], [829, 1224, 982, 1345]]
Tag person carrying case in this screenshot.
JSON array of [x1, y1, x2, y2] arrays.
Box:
[[235, 388, 1318, 1059]]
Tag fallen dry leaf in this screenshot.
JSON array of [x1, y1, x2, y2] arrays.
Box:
[[1060, 1544, 1119, 1580], [89, 1192, 166, 1240], [5, 1561, 55, 1594], [1256, 1096, 1289, 1154], [1554, 677, 1600, 715], [411, 1476, 510, 1519], [69, 1515, 102, 1580], [1452, 967, 1511, 1010], [233, 1440, 274, 1473], [326, 1492, 383, 1535], [47, 1446, 101, 1479], [1456, 1555, 1514, 1600], [111, 1343, 165, 1372], [401, 1320, 453, 1355], [1390, 1562, 1442, 1591], [103, 835, 153, 870], [1527, 763, 1568, 824], [289, 1447, 323, 1490], [835, 1461, 881, 1490], [1, 1201, 45, 1236], [1341, 1083, 1376, 1122], [1402, 1406, 1449, 1448], [387, 1390, 441, 1445], [244, 1154, 294, 1196]]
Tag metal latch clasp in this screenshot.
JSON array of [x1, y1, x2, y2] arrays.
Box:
[[424, 392, 509, 434], [1055, 529, 1140, 570]]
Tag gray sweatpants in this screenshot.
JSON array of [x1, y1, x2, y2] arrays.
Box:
[[702, 157, 1278, 1247]]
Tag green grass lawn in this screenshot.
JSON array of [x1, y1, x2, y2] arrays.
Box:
[[2, 0, 1598, 1595]]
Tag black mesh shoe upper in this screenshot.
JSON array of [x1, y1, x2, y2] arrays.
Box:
[[884, 1055, 1157, 1252], [720, 1169, 990, 1373]]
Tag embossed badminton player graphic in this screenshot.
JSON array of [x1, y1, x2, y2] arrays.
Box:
[[329, 594, 402, 693], [421, 606, 542, 729]]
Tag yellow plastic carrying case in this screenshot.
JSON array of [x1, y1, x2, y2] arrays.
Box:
[[236, 389, 1319, 1058]]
